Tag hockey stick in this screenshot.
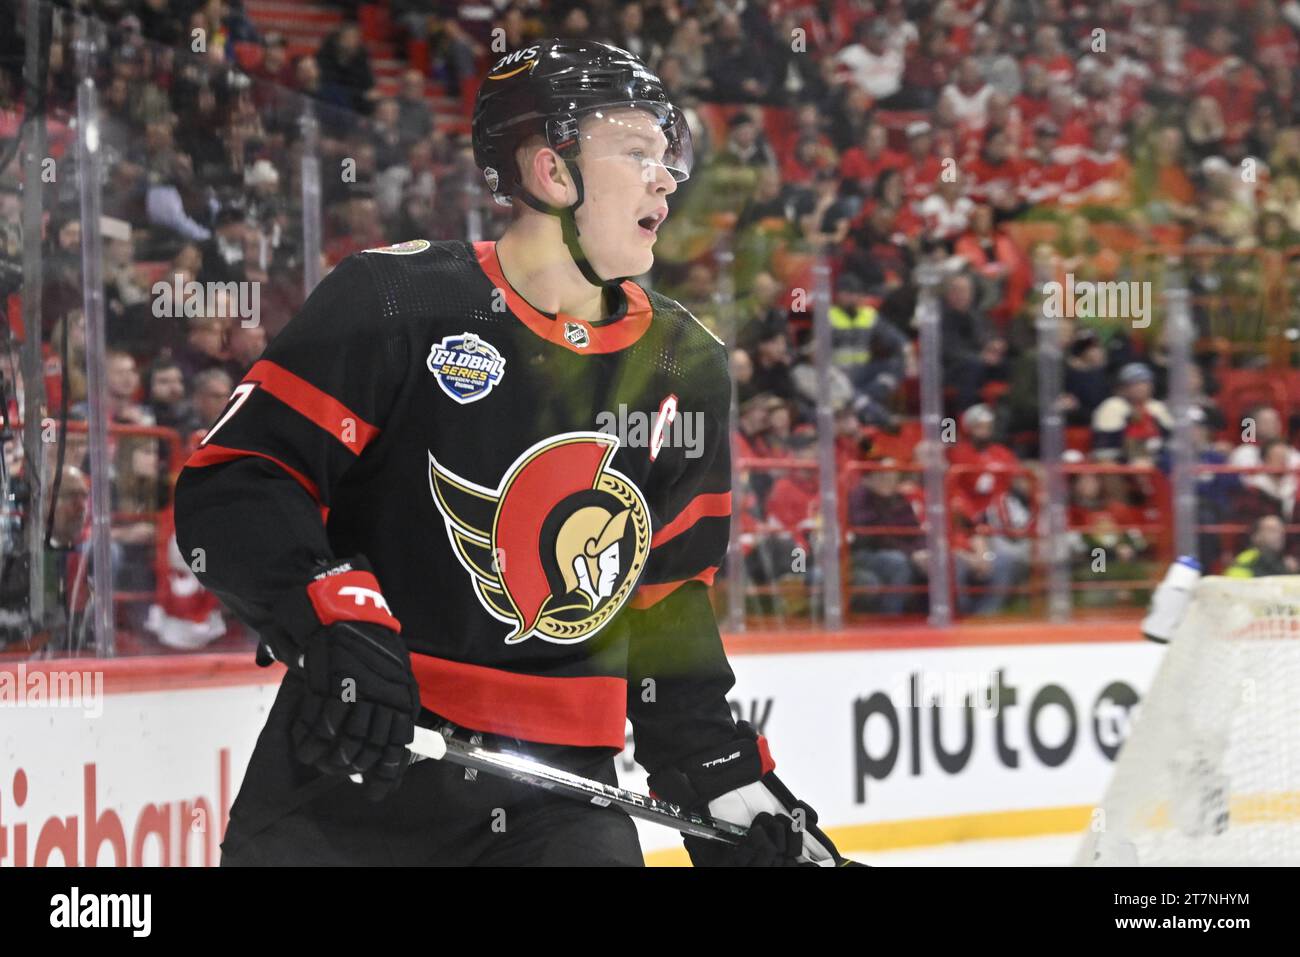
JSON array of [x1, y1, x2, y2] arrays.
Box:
[[354, 726, 862, 865], [403, 725, 752, 844]]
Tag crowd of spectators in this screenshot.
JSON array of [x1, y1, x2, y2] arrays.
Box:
[[7, 0, 1300, 646]]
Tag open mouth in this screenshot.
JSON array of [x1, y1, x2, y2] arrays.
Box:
[[637, 208, 667, 234]]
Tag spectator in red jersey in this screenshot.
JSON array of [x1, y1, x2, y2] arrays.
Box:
[[900, 121, 944, 203], [1076, 58, 1124, 131], [783, 135, 835, 187], [967, 129, 1027, 212], [918, 171, 975, 245], [847, 461, 926, 614], [949, 403, 1019, 516], [1061, 121, 1134, 209], [1255, 1, 1299, 68], [1015, 62, 1052, 133], [1200, 58, 1266, 148], [1024, 23, 1075, 83], [833, 405, 874, 472], [954, 204, 1031, 326], [985, 471, 1035, 567], [841, 176, 920, 289], [734, 393, 781, 464], [1068, 469, 1141, 531], [1045, 83, 1090, 164], [788, 101, 837, 157], [1021, 119, 1073, 206], [898, 26, 955, 110], [838, 121, 906, 195], [249, 33, 291, 106], [1067, 467, 1151, 606], [764, 429, 820, 555], [1184, 23, 1235, 79]]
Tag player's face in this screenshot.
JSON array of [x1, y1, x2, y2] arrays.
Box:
[[577, 108, 680, 278]]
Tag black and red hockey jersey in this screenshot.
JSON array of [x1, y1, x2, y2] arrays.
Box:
[[173, 239, 738, 772]]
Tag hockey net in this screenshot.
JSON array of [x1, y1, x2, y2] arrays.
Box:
[[1078, 575, 1300, 866]]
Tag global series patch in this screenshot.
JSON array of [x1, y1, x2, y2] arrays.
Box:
[[363, 239, 431, 255], [427, 332, 507, 404]]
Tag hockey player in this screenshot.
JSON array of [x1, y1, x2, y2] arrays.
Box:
[[174, 39, 848, 866]]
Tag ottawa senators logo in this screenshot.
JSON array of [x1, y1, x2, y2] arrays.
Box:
[[429, 432, 651, 644]]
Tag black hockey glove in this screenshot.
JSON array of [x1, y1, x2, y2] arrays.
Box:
[[269, 557, 422, 801], [647, 721, 850, 867]]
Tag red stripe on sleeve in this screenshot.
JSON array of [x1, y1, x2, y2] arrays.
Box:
[[244, 359, 380, 454], [629, 566, 720, 609], [650, 491, 732, 548], [184, 443, 322, 505]]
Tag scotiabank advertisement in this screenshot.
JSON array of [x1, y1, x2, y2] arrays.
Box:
[[0, 632, 1163, 865]]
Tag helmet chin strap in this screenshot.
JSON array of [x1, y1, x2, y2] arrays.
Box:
[[515, 158, 632, 295]]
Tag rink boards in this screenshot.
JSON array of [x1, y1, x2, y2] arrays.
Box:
[[0, 621, 1161, 866]]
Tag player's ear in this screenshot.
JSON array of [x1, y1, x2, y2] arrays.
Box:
[[518, 138, 575, 207]]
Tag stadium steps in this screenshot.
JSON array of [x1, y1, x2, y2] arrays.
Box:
[[244, 0, 476, 129]]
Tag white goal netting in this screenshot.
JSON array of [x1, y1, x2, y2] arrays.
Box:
[[1078, 575, 1300, 866]]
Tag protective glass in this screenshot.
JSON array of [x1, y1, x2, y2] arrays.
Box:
[[576, 101, 694, 183]]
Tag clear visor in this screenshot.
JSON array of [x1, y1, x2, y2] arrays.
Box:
[[576, 102, 693, 183]]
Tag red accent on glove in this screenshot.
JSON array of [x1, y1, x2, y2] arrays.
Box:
[[756, 733, 777, 777], [306, 569, 402, 633]]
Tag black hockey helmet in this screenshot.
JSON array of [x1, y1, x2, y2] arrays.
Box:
[[471, 38, 693, 288]]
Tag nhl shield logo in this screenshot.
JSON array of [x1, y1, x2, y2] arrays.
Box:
[[427, 333, 507, 404], [563, 322, 590, 348], [483, 166, 499, 192], [429, 432, 651, 645]]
